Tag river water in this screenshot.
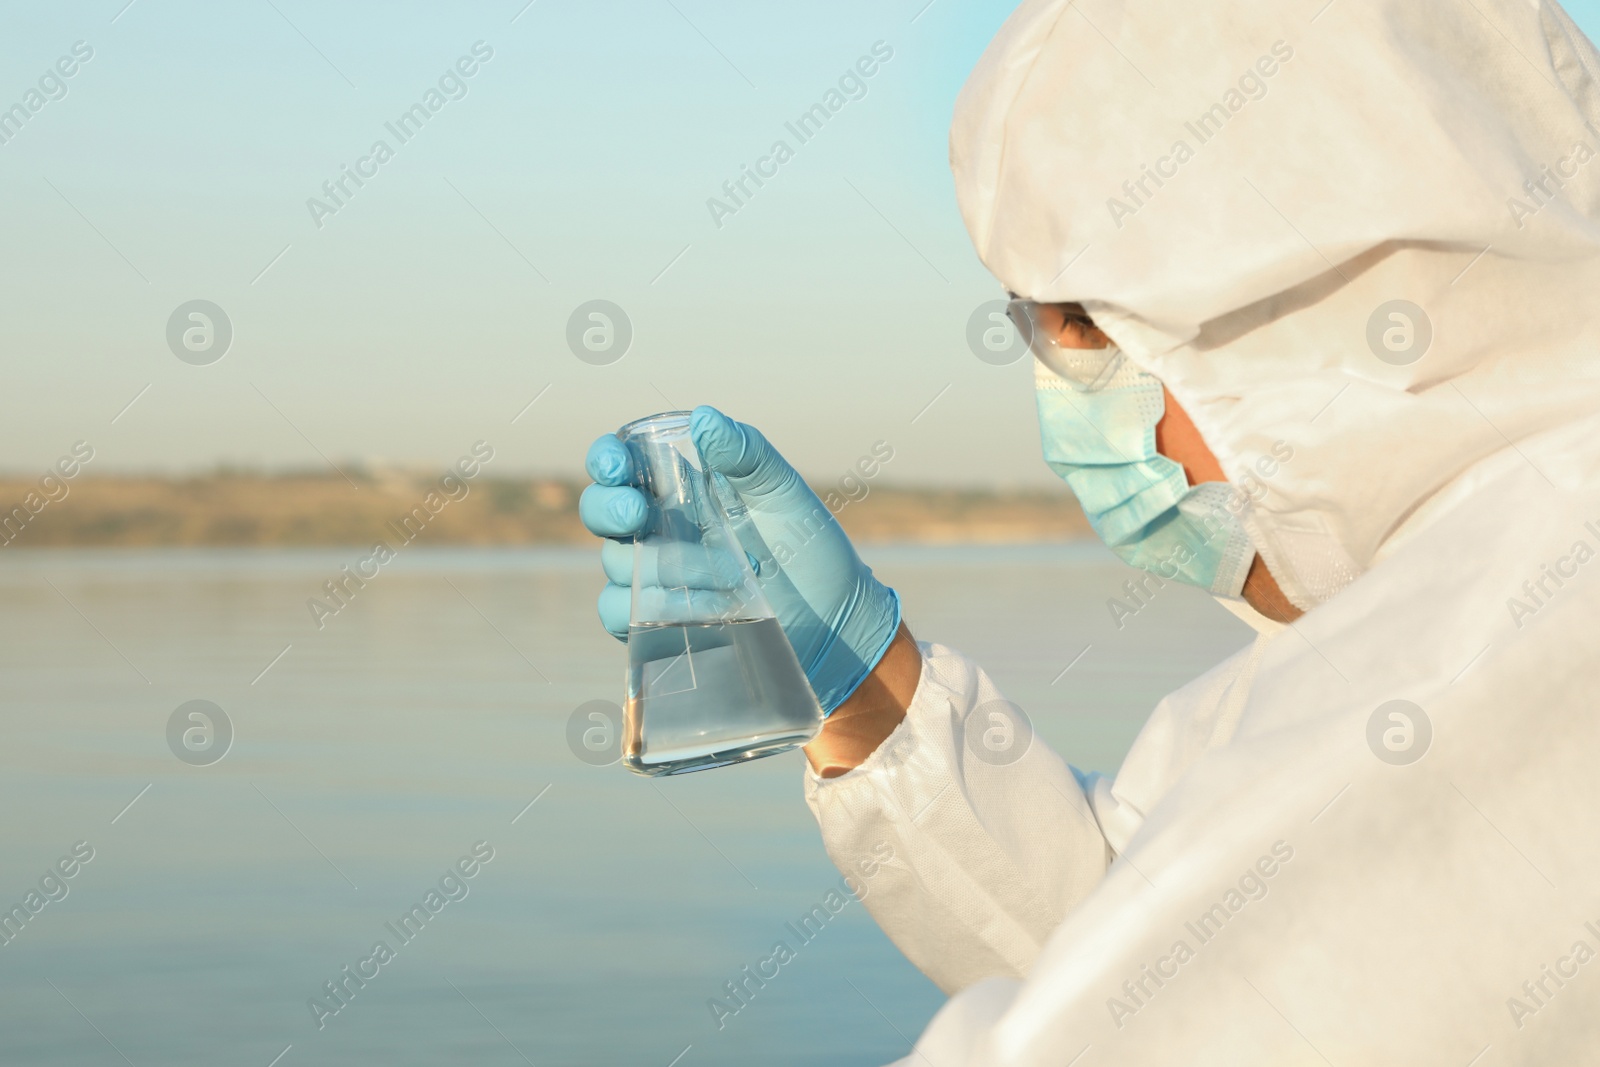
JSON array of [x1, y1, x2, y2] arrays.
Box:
[[0, 544, 1250, 1066]]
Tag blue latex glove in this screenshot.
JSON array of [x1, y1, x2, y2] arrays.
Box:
[[580, 406, 902, 714]]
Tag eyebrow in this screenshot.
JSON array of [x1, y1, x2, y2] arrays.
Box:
[[1011, 296, 1096, 328], [1059, 304, 1095, 325]]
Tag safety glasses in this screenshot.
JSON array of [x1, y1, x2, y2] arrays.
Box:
[[1005, 297, 1124, 392]]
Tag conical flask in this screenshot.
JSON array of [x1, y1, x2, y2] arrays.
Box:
[[618, 411, 824, 776]]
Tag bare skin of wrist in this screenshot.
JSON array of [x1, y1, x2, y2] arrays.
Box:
[[804, 622, 921, 779]]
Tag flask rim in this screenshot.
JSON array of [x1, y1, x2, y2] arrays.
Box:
[[617, 410, 694, 443]]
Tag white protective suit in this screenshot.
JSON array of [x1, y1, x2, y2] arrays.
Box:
[[806, 1, 1600, 1063]]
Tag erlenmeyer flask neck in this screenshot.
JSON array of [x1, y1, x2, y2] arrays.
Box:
[[619, 412, 702, 519], [618, 411, 776, 629], [619, 411, 698, 470]]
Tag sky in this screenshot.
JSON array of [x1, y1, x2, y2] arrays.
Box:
[[5, 0, 1600, 486]]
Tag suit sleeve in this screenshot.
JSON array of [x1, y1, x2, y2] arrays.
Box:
[[803, 641, 1113, 995]]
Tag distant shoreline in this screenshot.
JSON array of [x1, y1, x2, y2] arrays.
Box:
[[0, 474, 1092, 549]]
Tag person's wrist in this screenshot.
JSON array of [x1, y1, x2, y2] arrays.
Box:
[[804, 622, 921, 779]]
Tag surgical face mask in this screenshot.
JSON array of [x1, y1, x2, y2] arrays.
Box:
[[1013, 300, 1256, 597]]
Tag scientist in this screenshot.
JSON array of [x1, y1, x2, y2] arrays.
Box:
[[582, 0, 1600, 1061]]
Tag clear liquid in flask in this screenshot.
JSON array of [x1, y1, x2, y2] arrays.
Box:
[[624, 617, 822, 776]]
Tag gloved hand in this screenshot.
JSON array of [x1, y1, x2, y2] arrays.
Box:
[[580, 406, 902, 714]]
